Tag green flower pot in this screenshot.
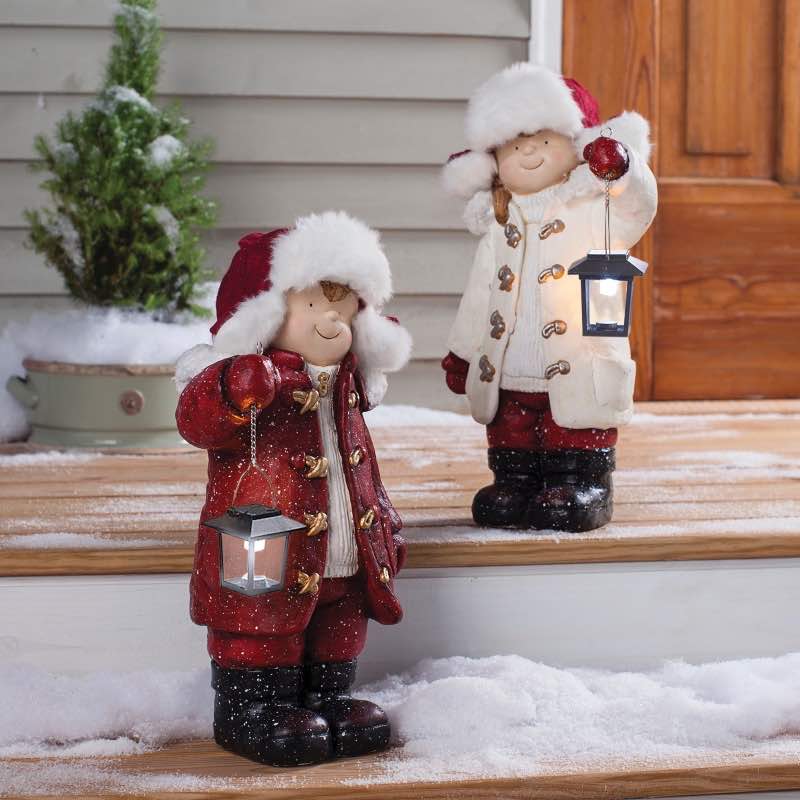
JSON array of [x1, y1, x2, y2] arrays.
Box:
[[6, 359, 188, 449]]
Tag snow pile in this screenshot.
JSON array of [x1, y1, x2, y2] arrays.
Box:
[[0, 288, 216, 442], [357, 653, 800, 782], [0, 664, 212, 758], [0, 450, 101, 466], [4, 653, 800, 783], [366, 405, 473, 428], [42, 213, 84, 270], [94, 85, 156, 114], [0, 532, 177, 550], [149, 204, 180, 252], [148, 134, 184, 168]]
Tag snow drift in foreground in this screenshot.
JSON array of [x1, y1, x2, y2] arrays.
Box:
[[359, 653, 800, 782], [0, 286, 217, 442], [4, 653, 800, 782]]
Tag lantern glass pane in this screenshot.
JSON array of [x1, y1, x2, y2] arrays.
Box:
[[588, 278, 628, 328], [221, 534, 287, 595]]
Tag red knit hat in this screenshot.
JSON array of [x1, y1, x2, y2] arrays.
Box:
[[210, 229, 286, 337]]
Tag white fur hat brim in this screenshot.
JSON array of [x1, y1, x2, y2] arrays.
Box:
[[443, 110, 654, 204], [467, 63, 584, 153], [213, 211, 392, 356], [174, 211, 412, 405], [441, 151, 496, 201]]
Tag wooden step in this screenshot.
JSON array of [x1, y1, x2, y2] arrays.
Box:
[[4, 741, 800, 799], [1, 400, 800, 576]]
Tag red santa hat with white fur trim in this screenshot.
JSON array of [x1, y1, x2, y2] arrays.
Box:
[[442, 62, 652, 201], [174, 211, 412, 406]]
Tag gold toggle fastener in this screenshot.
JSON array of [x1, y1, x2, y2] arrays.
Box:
[[359, 508, 376, 529], [304, 454, 329, 479], [544, 360, 571, 380], [349, 447, 364, 467], [304, 511, 328, 537], [348, 391, 360, 409], [504, 223, 522, 248], [316, 371, 331, 397], [538, 219, 566, 240], [478, 354, 495, 383], [296, 570, 320, 595], [541, 320, 568, 339], [489, 310, 506, 340], [292, 389, 320, 415], [497, 265, 515, 291], [538, 264, 566, 283], [379, 566, 391, 585]]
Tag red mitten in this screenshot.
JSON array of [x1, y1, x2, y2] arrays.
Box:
[[441, 351, 469, 395], [224, 355, 278, 413], [583, 136, 629, 181]]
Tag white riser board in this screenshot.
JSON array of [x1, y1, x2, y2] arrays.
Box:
[[2, 559, 799, 681]]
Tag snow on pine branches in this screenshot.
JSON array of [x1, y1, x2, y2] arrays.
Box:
[[24, 0, 216, 317]]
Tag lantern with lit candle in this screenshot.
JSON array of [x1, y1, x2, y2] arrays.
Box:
[[204, 504, 305, 596], [568, 250, 648, 337]]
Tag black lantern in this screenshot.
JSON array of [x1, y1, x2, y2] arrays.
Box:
[[204, 504, 305, 596], [567, 250, 648, 337]]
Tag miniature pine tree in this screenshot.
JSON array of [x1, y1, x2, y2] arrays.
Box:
[[25, 0, 216, 318]]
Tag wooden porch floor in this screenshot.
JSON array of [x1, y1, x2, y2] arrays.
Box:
[[5, 741, 800, 800], [2, 400, 800, 575]]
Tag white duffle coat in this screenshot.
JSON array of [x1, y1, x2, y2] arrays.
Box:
[[448, 152, 658, 430]]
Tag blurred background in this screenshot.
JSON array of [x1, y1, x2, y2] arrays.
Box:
[[0, 0, 797, 409]]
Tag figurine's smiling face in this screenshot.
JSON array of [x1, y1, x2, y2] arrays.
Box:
[[495, 129, 579, 195], [272, 282, 359, 366]]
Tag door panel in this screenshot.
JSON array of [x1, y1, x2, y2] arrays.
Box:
[[564, 0, 800, 401]]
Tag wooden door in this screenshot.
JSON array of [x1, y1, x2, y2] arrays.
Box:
[[563, 0, 800, 400]]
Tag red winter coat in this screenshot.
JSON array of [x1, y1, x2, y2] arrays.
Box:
[[176, 348, 405, 637]]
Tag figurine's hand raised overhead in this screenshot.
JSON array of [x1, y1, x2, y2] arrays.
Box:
[[224, 354, 279, 413]]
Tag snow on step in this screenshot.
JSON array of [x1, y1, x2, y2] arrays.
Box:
[[3, 653, 800, 796]]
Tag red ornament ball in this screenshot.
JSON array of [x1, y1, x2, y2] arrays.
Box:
[[584, 136, 629, 181]]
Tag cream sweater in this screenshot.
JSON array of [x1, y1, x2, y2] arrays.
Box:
[[306, 363, 358, 578], [499, 190, 562, 394]]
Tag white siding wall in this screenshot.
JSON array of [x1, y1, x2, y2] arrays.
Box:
[[0, 0, 531, 408]]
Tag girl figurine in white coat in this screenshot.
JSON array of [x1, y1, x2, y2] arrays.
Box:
[[441, 64, 657, 532]]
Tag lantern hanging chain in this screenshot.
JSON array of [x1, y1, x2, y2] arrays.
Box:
[[249, 403, 257, 467], [232, 342, 267, 505], [249, 340, 263, 467], [600, 126, 613, 260]]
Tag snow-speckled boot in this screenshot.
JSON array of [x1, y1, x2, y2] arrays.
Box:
[[472, 448, 541, 528], [303, 660, 390, 758], [212, 661, 330, 767], [525, 448, 615, 532]]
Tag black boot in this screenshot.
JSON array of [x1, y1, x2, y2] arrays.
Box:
[[212, 661, 330, 767], [303, 660, 390, 758], [472, 448, 541, 528], [525, 448, 615, 532]]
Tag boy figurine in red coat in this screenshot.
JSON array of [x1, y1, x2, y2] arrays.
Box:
[[174, 212, 412, 767]]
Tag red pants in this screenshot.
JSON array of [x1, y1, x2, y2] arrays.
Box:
[[208, 575, 369, 669], [487, 391, 617, 451]]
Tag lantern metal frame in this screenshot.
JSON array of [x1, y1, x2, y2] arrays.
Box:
[[205, 503, 305, 597], [567, 249, 648, 337]]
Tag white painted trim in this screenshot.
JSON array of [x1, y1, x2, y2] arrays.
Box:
[[3, 559, 800, 684], [529, 0, 563, 70]]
